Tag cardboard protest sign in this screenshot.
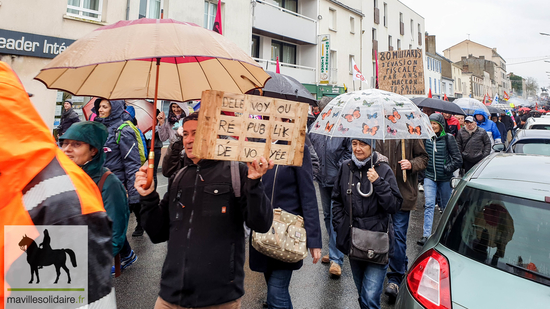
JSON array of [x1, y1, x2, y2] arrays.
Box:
[[193, 90, 309, 166], [378, 49, 425, 95]]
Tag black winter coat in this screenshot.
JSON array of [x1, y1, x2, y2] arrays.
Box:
[[57, 108, 80, 136], [331, 152, 403, 255], [309, 133, 352, 187], [94, 100, 142, 204], [456, 127, 491, 164], [140, 157, 273, 308], [249, 145, 322, 272], [424, 133, 463, 182]]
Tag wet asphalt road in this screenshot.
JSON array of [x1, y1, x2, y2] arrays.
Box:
[[114, 172, 442, 309]]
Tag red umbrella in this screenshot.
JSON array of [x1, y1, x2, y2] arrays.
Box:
[[518, 107, 531, 113]]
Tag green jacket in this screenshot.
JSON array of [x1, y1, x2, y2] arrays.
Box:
[[61, 121, 130, 256]]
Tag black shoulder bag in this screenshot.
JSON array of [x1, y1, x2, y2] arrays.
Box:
[[347, 169, 390, 265]]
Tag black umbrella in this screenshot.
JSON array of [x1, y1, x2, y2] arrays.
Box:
[[487, 105, 505, 115], [411, 97, 466, 116], [250, 71, 317, 106]]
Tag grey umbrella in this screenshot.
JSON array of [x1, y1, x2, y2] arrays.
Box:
[[250, 71, 317, 106], [487, 105, 505, 115], [411, 97, 466, 116]]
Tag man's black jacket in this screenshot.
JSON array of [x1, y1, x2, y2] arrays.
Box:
[[140, 156, 273, 308]]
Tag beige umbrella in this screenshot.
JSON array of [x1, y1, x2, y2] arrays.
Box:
[[35, 18, 270, 188]]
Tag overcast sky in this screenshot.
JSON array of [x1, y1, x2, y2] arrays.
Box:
[[400, 0, 550, 92]]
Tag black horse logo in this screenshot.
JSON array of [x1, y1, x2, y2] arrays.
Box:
[[18, 229, 77, 284]]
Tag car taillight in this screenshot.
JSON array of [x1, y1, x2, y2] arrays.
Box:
[[406, 249, 451, 309]]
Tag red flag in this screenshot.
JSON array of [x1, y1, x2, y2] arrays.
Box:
[[443, 94, 448, 101], [375, 50, 379, 89], [428, 88, 432, 98], [482, 94, 487, 105], [213, 0, 222, 34], [276, 56, 281, 74], [503, 91, 510, 101]]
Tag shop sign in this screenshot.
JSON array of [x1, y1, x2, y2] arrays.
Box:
[[0, 29, 75, 59]]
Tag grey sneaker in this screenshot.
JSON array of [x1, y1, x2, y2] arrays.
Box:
[[385, 282, 399, 303], [418, 183, 424, 192]]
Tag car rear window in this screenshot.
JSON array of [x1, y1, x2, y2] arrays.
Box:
[[440, 187, 550, 286], [512, 140, 550, 154], [530, 124, 550, 130]]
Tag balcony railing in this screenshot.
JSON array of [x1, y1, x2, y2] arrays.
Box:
[[253, 0, 317, 44], [253, 58, 316, 84], [372, 40, 378, 60]]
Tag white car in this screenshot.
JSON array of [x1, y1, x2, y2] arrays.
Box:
[[524, 117, 550, 130]]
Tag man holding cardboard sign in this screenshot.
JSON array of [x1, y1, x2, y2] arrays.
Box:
[[134, 112, 274, 309]]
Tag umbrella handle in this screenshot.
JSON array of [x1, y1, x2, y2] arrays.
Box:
[[356, 181, 373, 197], [143, 151, 155, 189], [142, 57, 160, 190], [402, 139, 407, 183]]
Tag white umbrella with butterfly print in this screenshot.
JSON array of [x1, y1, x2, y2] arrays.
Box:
[[310, 89, 435, 190]]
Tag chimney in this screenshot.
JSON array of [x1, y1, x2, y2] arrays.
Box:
[[479, 56, 485, 60], [425, 35, 436, 54], [463, 65, 469, 71], [461, 56, 467, 61]]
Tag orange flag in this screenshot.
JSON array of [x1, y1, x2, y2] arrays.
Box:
[[428, 88, 432, 98]]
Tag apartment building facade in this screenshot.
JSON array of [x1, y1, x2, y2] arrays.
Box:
[[443, 39, 511, 97], [0, 0, 253, 129]]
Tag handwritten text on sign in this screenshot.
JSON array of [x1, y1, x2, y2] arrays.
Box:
[[378, 49, 425, 95], [193, 91, 309, 166]]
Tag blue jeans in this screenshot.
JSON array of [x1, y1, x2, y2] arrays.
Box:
[[387, 210, 410, 285], [349, 259, 388, 309], [264, 269, 294, 309], [423, 178, 452, 237], [318, 183, 344, 266]]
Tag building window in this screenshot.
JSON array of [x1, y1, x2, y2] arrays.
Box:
[[388, 35, 392, 50], [349, 55, 354, 74], [329, 8, 337, 30], [271, 40, 296, 65], [409, 44, 412, 50], [274, 0, 297, 13], [383, 3, 387, 27], [204, 1, 217, 30], [429, 77, 432, 91], [410, 19, 414, 37], [251, 35, 260, 59], [427, 57, 430, 70], [67, 0, 102, 21], [397, 39, 401, 50], [442, 82, 446, 94], [374, 0, 378, 8], [418, 23, 421, 34], [139, 0, 162, 19], [399, 12, 403, 23], [350, 16, 355, 33]]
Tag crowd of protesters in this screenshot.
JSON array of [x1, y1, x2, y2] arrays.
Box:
[[4, 57, 548, 309]]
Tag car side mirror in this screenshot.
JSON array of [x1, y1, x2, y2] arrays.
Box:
[[492, 143, 505, 152], [451, 177, 461, 189]]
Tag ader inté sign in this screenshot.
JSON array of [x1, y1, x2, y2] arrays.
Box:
[[193, 90, 310, 166], [0, 29, 75, 59], [378, 49, 425, 95]]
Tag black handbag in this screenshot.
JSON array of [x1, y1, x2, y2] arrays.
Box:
[[347, 170, 390, 265]]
